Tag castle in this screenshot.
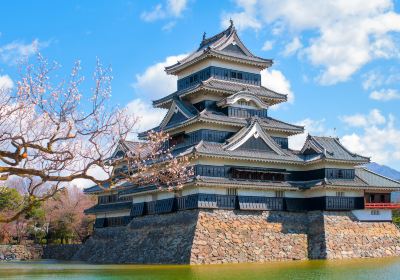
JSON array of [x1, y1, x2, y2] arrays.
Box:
[[80, 22, 400, 264]]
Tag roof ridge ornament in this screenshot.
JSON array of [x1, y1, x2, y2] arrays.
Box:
[[202, 32, 206, 41]]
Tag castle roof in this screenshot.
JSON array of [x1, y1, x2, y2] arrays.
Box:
[[186, 141, 304, 164], [217, 90, 270, 109], [139, 110, 304, 138], [84, 201, 132, 214], [301, 135, 370, 163], [153, 77, 287, 109], [165, 22, 272, 75]]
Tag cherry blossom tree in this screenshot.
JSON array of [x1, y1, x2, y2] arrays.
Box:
[[0, 55, 193, 223]]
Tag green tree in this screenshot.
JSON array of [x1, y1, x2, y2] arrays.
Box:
[[0, 187, 23, 212]]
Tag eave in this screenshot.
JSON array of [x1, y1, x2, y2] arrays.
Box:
[[165, 50, 272, 76], [153, 82, 287, 109]]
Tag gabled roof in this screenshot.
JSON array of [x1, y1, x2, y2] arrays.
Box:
[[300, 135, 370, 163], [355, 167, 400, 189], [217, 90, 270, 109], [188, 141, 305, 164], [223, 118, 285, 155], [110, 140, 153, 159], [153, 78, 287, 109], [159, 98, 197, 128], [139, 109, 304, 138], [165, 22, 272, 75]]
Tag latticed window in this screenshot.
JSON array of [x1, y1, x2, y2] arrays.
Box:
[[227, 188, 237, 196], [336, 191, 345, 197], [98, 194, 118, 204], [371, 210, 380, 215], [275, 191, 284, 197]]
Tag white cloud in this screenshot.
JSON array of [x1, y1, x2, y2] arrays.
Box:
[[370, 88, 400, 101], [141, 4, 166, 22], [221, 0, 262, 31], [162, 21, 177, 32], [168, 0, 187, 17], [132, 54, 187, 99], [362, 68, 400, 90], [141, 0, 187, 22], [0, 39, 50, 65], [341, 109, 386, 127], [261, 69, 294, 104], [261, 40, 273, 51], [125, 98, 166, 132], [362, 70, 384, 90], [289, 118, 330, 150], [340, 113, 400, 169], [222, 0, 400, 85], [72, 166, 109, 189], [282, 37, 302, 56], [0, 75, 13, 90]]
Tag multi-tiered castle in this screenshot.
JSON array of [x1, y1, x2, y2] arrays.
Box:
[[81, 23, 400, 263]]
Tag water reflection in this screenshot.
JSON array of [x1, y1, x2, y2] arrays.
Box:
[[0, 258, 399, 280]]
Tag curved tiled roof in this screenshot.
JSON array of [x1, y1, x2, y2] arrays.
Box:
[[140, 110, 304, 137], [165, 23, 272, 75], [153, 78, 287, 108], [192, 141, 305, 163], [301, 136, 370, 163]]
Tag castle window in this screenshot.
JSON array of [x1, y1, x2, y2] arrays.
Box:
[[237, 73, 243, 79], [371, 210, 380, 215], [275, 191, 284, 197], [224, 70, 229, 78], [231, 71, 237, 79], [336, 191, 345, 197], [227, 188, 237, 196]]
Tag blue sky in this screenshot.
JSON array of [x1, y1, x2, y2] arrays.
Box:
[[1, 0, 400, 170]]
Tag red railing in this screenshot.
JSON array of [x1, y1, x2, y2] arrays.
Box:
[[365, 203, 400, 209]]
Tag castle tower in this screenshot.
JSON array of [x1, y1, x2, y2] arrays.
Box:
[[84, 23, 400, 235]]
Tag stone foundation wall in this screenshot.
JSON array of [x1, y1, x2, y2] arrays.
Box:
[[43, 244, 82, 260], [190, 210, 308, 264], [323, 212, 400, 259], [69, 209, 400, 264], [0, 245, 42, 261], [72, 210, 199, 264]]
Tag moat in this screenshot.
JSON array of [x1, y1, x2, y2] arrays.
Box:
[[1, 258, 400, 280]]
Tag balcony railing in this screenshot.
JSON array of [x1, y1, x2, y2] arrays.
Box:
[[365, 203, 400, 209], [325, 197, 355, 210]]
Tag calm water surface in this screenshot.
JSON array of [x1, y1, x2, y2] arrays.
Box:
[[1, 258, 400, 280]]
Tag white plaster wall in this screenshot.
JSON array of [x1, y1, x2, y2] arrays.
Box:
[[157, 192, 175, 200], [132, 195, 153, 203], [284, 189, 364, 198], [325, 190, 364, 197], [285, 191, 307, 198], [95, 210, 131, 218], [237, 189, 275, 197], [352, 209, 392, 221], [182, 187, 199, 196], [198, 186, 226, 195]]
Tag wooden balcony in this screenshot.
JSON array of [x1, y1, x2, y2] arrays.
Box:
[[365, 203, 400, 209]]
